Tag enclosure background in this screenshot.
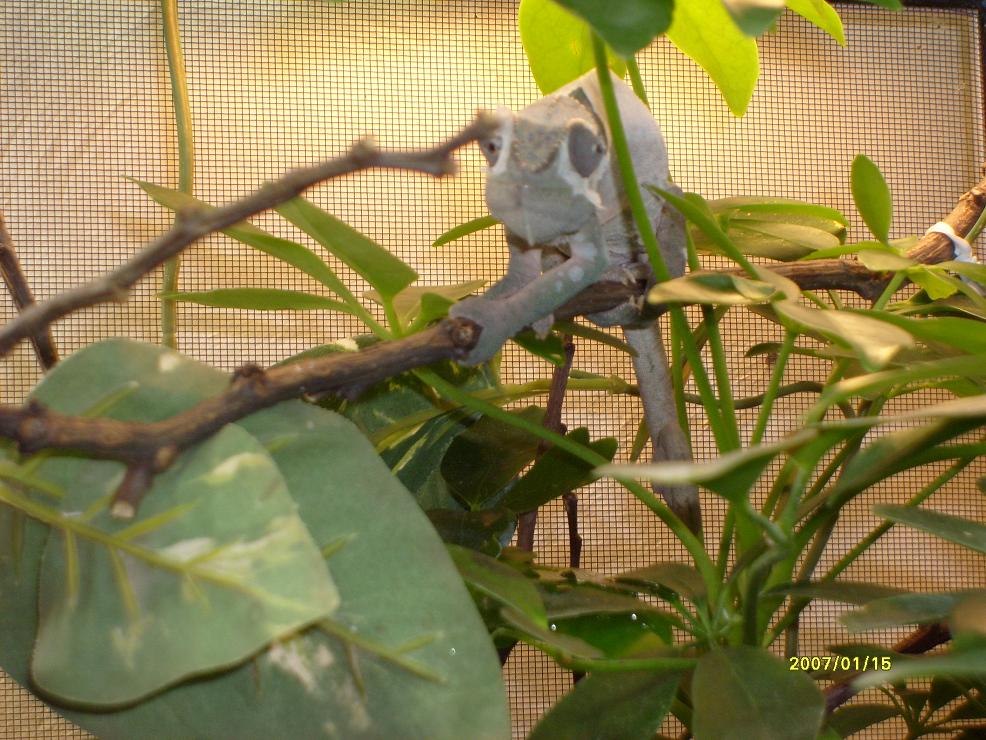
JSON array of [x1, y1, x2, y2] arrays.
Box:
[[1, 1, 984, 737]]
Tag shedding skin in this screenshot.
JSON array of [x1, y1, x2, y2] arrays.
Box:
[[450, 70, 700, 534]]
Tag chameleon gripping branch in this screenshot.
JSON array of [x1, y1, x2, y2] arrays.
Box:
[[0, 127, 983, 515]]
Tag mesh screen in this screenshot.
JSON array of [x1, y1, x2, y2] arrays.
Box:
[[1, 2, 984, 737]]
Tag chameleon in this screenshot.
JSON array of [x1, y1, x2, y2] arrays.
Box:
[[449, 69, 701, 534]]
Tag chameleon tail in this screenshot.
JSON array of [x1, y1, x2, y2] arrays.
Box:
[[622, 323, 702, 535]]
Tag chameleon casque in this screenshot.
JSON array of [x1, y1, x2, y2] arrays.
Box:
[[449, 69, 702, 534]]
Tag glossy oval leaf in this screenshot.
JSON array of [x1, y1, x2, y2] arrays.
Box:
[[164, 288, 355, 312], [666, 0, 760, 116], [692, 646, 825, 740], [851, 154, 892, 243], [518, 0, 628, 94], [529, 669, 681, 740], [553, 0, 674, 57], [276, 196, 417, 300]]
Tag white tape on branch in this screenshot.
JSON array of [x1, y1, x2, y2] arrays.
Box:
[[925, 221, 984, 293]]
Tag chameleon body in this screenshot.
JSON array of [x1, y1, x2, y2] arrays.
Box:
[[450, 70, 701, 534]]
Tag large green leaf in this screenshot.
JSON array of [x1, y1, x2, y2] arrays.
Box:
[[722, 0, 784, 37], [850, 154, 892, 243], [616, 562, 707, 603], [529, 669, 681, 740], [692, 646, 825, 740], [666, 0, 760, 116], [28, 425, 337, 707], [276, 196, 417, 300], [518, 0, 628, 94], [873, 505, 986, 555], [0, 340, 510, 738]]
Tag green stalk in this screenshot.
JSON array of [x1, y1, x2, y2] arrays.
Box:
[[416, 367, 720, 599], [873, 271, 906, 311], [751, 328, 795, 446], [160, 0, 194, 349]]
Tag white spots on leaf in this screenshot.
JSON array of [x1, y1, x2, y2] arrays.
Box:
[[268, 640, 319, 695], [568, 264, 585, 283], [157, 353, 182, 373], [201, 452, 267, 486], [160, 537, 216, 562]]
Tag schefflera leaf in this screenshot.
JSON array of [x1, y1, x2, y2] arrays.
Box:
[[26, 343, 338, 707], [2, 339, 510, 738]]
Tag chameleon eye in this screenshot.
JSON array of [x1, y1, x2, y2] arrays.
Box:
[[479, 137, 501, 165], [567, 121, 606, 177]]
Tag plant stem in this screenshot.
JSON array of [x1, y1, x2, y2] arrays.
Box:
[[626, 57, 651, 109], [160, 0, 194, 349], [751, 329, 796, 446]]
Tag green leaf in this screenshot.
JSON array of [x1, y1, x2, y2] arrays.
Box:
[[552, 0, 674, 57], [163, 288, 355, 312], [854, 248, 914, 272], [907, 265, 960, 300], [850, 155, 892, 243], [785, 0, 845, 45], [27, 426, 338, 707], [768, 581, 907, 606], [858, 0, 902, 9], [448, 545, 547, 628], [132, 179, 355, 304], [647, 272, 779, 306], [276, 196, 417, 300], [692, 646, 825, 740], [775, 301, 913, 371], [364, 279, 486, 327], [872, 505, 986, 555], [511, 329, 567, 366], [432, 215, 499, 247], [841, 593, 964, 632], [518, 0, 628, 94], [854, 648, 986, 691], [501, 427, 617, 512], [601, 429, 827, 503], [440, 407, 544, 509], [529, 670, 681, 740], [616, 562, 707, 603], [826, 704, 898, 738], [722, 0, 784, 36], [553, 611, 673, 656], [863, 312, 986, 356], [2, 339, 511, 738], [426, 509, 517, 557], [666, 0, 760, 116]]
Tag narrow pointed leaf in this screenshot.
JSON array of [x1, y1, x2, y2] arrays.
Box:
[[164, 288, 354, 312], [432, 215, 499, 247], [364, 279, 485, 327], [276, 197, 417, 300], [448, 544, 547, 627], [873, 505, 986, 555], [841, 593, 964, 632], [768, 581, 907, 605], [647, 272, 779, 306], [854, 648, 986, 691]]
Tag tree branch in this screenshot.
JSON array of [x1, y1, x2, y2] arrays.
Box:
[[0, 213, 58, 369], [0, 112, 499, 360]]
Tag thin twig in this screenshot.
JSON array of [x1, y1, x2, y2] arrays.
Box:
[[0, 213, 58, 369], [0, 113, 499, 359]]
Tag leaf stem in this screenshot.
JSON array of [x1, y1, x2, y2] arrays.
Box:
[[159, 0, 194, 349]]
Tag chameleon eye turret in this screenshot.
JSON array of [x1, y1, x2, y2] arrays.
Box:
[[567, 120, 606, 177]]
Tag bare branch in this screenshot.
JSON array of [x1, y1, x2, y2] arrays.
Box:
[[0, 213, 58, 369], [0, 112, 499, 359]]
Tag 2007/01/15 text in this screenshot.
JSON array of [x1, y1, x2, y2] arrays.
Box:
[[789, 655, 892, 672]]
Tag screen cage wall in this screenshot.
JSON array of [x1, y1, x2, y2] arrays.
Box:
[[1, 1, 985, 738]]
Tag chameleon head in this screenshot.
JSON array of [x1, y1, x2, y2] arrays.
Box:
[[478, 97, 608, 246]]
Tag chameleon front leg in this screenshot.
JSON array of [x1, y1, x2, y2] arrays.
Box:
[[449, 221, 609, 365], [623, 323, 702, 534]]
